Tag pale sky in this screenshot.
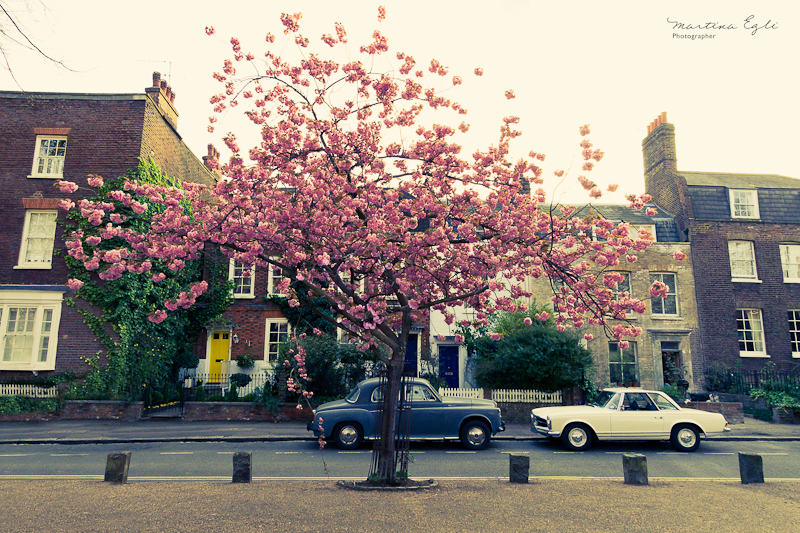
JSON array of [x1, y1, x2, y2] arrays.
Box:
[[2, 0, 797, 204]]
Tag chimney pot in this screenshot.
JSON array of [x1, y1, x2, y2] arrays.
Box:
[[160, 80, 167, 90], [152, 72, 161, 87]]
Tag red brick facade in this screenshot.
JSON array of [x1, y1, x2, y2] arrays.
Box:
[[643, 114, 800, 374], [0, 74, 216, 379]]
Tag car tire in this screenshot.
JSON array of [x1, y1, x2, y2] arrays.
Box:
[[333, 422, 363, 450], [670, 424, 700, 452], [460, 420, 491, 450], [561, 423, 593, 451]]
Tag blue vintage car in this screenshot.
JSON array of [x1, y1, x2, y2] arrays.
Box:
[[307, 377, 505, 450]]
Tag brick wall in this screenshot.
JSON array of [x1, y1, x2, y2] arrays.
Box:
[[690, 221, 800, 371], [183, 402, 309, 422], [679, 401, 744, 424]]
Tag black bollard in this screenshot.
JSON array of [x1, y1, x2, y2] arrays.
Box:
[[738, 452, 764, 484], [622, 453, 648, 485], [509, 454, 529, 484], [233, 451, 252, 483], [104, 451, 132, 484]]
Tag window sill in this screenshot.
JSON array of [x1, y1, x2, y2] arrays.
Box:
[[233, 294, 256, 300], [731, 278, 762, 284], [650, 314, 681, 320], [793, 353, 800, 359], [784, 279, 800, 284], [730, 215, 760, 220], [14, 264, 53, 270], [27, 174, 63, 180], [739, 352, 770, 358], [0, 363, 56, 372]]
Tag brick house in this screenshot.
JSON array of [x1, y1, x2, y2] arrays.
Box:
[[0, 73, 217, 379], [525, 203, 701, 391], [642, 112, 800, 375]]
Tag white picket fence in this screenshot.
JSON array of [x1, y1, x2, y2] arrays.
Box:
[[0, 384, 58, 398], [439, 387, 562, 404]]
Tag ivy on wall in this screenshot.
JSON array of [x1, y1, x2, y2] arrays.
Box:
[[63, 160, 232, 400]]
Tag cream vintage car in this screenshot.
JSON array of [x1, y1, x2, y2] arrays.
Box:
[[531, 388, 730, 452]]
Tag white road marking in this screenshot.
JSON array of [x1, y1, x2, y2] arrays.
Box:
[[50, 454, 89, 457], [160, 452, 194, 455]]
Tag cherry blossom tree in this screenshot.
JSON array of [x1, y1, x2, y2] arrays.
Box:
[[58, 8, 663, 484]]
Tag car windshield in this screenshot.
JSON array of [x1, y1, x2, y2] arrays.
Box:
[[345, 386, 360, 403], [601, 392, 622, 410], [590, 390, 618, 408]]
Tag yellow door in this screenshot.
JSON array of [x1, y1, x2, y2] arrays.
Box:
[[208, 332, 230, 383]]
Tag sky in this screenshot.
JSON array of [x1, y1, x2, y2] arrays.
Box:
[[1, 0, 797, 204]]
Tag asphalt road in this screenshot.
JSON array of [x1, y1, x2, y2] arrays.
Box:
[[3, 438, 800, 481]]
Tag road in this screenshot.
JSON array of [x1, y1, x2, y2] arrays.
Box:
[[2, 438, 799, 481]]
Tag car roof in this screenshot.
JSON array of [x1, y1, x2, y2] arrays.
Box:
[[358, 377, 434, 388], [602, 387, 658, 394]]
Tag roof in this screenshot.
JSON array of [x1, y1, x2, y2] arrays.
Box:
[[0, 91, 145, 102], [679, 171, 800, 190]]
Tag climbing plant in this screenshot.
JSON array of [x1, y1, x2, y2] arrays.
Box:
[[62, 160, 232, 400]]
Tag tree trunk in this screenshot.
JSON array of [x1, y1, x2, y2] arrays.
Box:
[[372, 354, 405, 484]]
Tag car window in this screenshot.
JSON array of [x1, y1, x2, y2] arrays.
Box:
[[591, 390, 616, 407], [648, 392, 679, 410], [370, 385, 384, 403], [345, 386, 360, 403], [623, 392, 656, 411], [603, 392, 622, 410], [406, 384, 436, 401]]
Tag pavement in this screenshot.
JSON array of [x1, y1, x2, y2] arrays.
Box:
[[1, 416, 799, 532], [0, 414, 798, 445]]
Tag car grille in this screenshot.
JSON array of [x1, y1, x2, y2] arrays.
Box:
[[533, 415, 548, 428]]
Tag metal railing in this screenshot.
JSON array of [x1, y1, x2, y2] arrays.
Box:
[[705, 369, 800, 395], [0, 384, 58, 398]]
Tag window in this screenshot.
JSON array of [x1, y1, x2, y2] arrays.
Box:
[[729, 189, 759, 219], [265, 319, 290, 362], [17, 210, 58, 269], [30, 136, 67, 178], [737, 309, 767, 357], [229, 260, 255, 299], [267, 261, 287, 296], [631, 224, 657, 243], [613, 273, 631, 299], [789, 311, 800, 358], [609, 342, 637, 384], [650, 273, 678, 316], [729, 241, 758, 281], [780, 244, 800, 282], [0, 291, 63, 371]]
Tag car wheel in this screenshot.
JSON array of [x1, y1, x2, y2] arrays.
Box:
[[670, 424, 700, 452], [333, 422, 363, 450], [561, 423, 593, 451], [460, 420, 491, 450]]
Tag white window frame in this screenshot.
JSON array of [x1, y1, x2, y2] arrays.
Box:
[[0, 290, 63, 371], [649, 272, 679, 317], [728, 241, 760, 282], [737, 309, 768, 358], [29, 135, 68, 179], [780, 244, 800, 283], [16, 210, 58, 269], [789, 310, 800, 358], [267, 260, 287, 296], [265, 319, 290, 363], [729, 189, 760, 219], [228, 260, 255, 299], [631, 224, 657, 242]]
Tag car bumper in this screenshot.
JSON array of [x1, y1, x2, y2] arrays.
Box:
[[531, 424, 559, 438], [498, 419, 506, 433]]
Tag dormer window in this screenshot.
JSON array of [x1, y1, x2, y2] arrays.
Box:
[[729, 189, 759, 219]]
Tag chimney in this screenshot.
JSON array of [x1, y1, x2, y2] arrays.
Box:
[[203, 144, 223, 181], [641, 112, 690, 238], [145, 71, 179, 129]]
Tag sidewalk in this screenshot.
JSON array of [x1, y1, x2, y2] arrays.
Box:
[[0, 414, 797, 445]]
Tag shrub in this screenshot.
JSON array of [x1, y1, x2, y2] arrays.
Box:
[[0, 397, 61, 415], [230, 373, 252, 388]]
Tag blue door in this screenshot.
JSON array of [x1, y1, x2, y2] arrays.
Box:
[[439, 345, 459, 388], [404, 333, 418, 376]]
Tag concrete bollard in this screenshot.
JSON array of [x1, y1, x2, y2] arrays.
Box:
[[233, 451, 252, 483], [738, 452, 764, 484], [104, 451, 132, 484], [622, 453, 648, 485], [508, 454, 529, 484]]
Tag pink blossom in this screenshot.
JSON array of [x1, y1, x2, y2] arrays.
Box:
[[454, 334, 465, 344], [474, 67, 484, 76], [67, 279, 84, 290], [58, 199, 75, 210], [504, 90, 515, 100], [523, 317, 532, 326], [584, 333, 594, 341], [57, 181, 79, 193], [205, 26, 215, 36], [488, 333, 502, 341], [152, 273, 166, 283], [673, 249, 686, 261], [148, 310, 168, 324], [87, 175, 104, 188]]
